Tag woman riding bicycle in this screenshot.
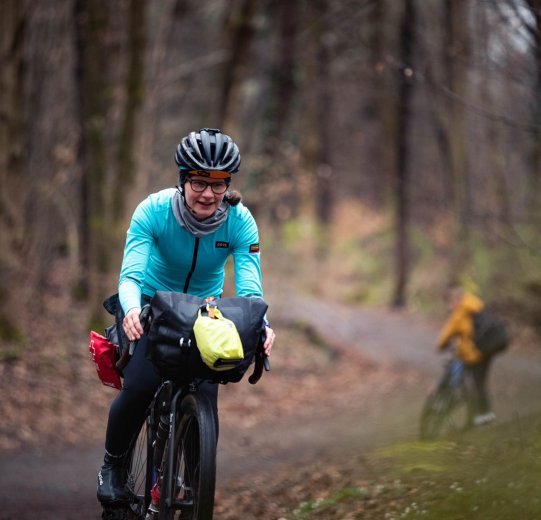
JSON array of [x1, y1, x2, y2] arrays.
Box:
[[97, 128, 276, 505]]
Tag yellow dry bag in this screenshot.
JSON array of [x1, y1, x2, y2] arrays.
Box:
[[193, 304, 244, 371]]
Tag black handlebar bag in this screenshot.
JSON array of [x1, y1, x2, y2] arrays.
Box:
[[146, 291, 268, 384]]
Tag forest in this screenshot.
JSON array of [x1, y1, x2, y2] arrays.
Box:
[[1, 0, 541, 349]]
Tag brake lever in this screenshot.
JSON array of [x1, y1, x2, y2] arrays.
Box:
[[128, 304, 151, 356], [248, 348, 270, 385], [116, 304, 151, 373]]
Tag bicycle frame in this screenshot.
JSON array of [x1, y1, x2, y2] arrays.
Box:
[[439, 359, 464, 390], [106, 302, 269, 520], [163, 385, 184, 511]]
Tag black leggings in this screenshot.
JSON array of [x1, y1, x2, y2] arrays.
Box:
[[105, 334, 219, 456], [466, 358, 492, 415]]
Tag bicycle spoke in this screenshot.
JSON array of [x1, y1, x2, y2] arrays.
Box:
[[123, 418, 153, 519]]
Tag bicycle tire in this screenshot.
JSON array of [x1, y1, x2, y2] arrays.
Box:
[[102, 507, 129, 520], [159, 392, 217, 520], [419, 385, 471, 440], [126, 416, 154, 519], [101, 417, 154, 520]]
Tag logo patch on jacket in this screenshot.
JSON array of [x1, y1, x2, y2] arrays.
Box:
[[215, 241, 229, 249], [249, 243, 260, 253]]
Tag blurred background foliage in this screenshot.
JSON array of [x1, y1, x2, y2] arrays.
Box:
[[1, 0, 541, 347]]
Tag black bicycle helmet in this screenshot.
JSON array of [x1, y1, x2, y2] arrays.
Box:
[[175, 128, 241, 174]]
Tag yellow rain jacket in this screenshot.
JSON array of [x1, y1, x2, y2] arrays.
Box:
[[437, 292, 485, 365]]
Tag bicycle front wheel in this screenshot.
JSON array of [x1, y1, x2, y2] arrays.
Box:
[[160, 392, 217, 520], [419, 386, 471, 440], [126, 416, 154, 519]]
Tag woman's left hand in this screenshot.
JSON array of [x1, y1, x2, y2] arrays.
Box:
[[263, 326, 275, 356]]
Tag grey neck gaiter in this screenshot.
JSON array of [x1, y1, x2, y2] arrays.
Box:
[[172, 188, 229, 237]]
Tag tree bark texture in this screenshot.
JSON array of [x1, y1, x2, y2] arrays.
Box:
[[0, 0, 26, 339], [370, 0, 395, 209], [112, 0, 146, 222], [74, 0, 112, 323], [524, 0, 541, 222], [444, 0, 472, 281], [313, 0, 334, 228], [392, 0, 415, 308], [217, 0, 257, 131]]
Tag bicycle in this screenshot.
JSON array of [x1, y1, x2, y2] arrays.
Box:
[[102, 301, 269, 520], [419, 356, 474, 441]]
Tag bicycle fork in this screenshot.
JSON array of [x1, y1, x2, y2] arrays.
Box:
[[145, 383, 175, 519], [163, 387, 184, 510]]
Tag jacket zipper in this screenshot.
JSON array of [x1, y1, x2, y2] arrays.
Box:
[[183, 237, 200, 293]]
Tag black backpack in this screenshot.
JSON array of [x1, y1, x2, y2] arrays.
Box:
[[472, 309, 509, 356]]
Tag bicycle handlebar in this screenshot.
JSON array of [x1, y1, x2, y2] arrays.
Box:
[[117, 303, 270, 384]]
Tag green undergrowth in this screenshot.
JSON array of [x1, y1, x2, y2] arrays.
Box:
[[287, 412, 541, 520]]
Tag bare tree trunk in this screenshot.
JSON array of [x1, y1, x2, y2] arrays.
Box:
[[74, 0, 112, 325], [475, 6, 513, 238], [524, 0, 541, 224], [425, 64, 453, 207], [75, 0, 148, 327], [136, 0, 185, 198], [0, 0, 26, 340], [313, 0, 334, 228], [370, 0, 395, 208], [444, 0, 471, 281], [392, 0, 415, 308], [296, 0, 334, 245], [263, 0, 299, 225], [217, 0, 257, 131], [111, 0, 146, 222], [273, 0, 298, 143]]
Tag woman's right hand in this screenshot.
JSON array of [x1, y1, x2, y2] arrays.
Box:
[[123, 307, 144, 341]]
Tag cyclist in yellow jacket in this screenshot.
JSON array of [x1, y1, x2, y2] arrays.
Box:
[[436, 285, 496, 426]]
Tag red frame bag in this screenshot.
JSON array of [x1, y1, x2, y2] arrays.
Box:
[[88, 330, 122, 390]]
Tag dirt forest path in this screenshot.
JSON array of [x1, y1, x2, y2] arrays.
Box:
[[220, 288, 541, 475], [1, 290, 541, 519]]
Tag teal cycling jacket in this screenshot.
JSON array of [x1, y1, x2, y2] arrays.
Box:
[[118, 188, 263, 314]]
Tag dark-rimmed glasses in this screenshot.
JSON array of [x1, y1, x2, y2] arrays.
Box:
[[186, 178, 229, 195]]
